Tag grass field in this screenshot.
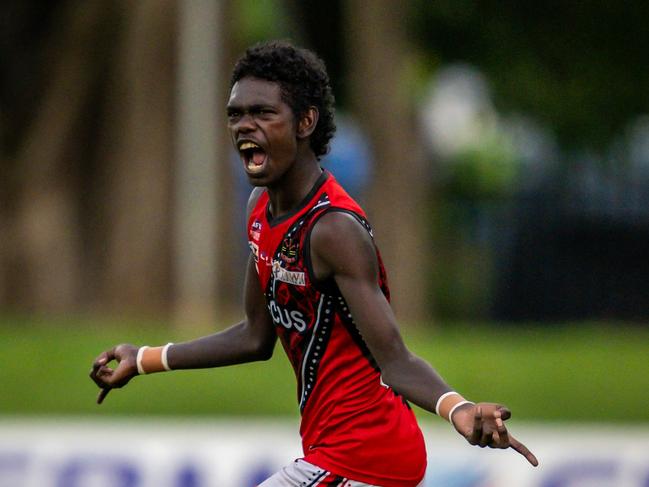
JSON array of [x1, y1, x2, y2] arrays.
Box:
[[1, 314, 647, 423]]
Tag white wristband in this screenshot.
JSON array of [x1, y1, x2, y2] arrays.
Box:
[[136, 346, 148, 375], [449, 400, 475, 427], [435, 391, 460, 416], [161, 343, 173, 371]]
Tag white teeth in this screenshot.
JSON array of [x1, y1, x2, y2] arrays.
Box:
[[240, 141, 265, 173], [239, 141, 260, 150], [247, 161, 264, 173]]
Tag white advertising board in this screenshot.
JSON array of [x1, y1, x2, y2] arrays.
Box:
[[0, 418, 647, 486]]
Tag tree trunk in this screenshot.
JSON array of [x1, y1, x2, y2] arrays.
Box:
[[7, 1, 110, 311], [344, 0, 429, 322], [98, 0, 177, 315], [173, 0, 235, 328]]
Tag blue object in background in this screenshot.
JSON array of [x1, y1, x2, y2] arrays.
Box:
[[321, 113, 373, 202]]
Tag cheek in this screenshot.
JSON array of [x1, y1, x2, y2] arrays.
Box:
[[269, 124, 298, 154]]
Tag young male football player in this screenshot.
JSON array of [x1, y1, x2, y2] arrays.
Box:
[[90, 41, 538, 486]]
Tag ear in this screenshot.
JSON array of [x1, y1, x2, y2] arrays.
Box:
[[297, 107, 319, 140]]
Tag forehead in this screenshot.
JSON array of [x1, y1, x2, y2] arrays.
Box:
[[227, 77, 285, 107]]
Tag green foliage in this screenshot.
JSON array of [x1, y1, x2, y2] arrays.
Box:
[[1, 315, 648, 422], [408, 323, 649, 423], [231, 0, 298, 53], [410, 1, 649, 150], [445, 135, 519, 200]]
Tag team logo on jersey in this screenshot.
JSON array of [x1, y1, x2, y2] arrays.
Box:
[[250, 220, 262, 241], [272, 260, 306, 286], [280, 237, 299, 264]]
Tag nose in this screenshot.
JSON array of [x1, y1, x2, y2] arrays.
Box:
[[232, 112, 256, 135]]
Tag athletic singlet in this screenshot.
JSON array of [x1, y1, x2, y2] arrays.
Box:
[[247, 170, 427, 487]]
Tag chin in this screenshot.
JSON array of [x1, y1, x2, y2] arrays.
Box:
[[245, 171, 271, 187], [248, 178, 267, 187]]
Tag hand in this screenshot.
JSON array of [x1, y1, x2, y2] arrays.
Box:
[[89, 343, 139, 404], [451, 402, 539, 467]]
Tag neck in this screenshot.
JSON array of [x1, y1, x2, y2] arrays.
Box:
[[267, 155, 322, 218]]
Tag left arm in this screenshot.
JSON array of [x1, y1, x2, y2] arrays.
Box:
[[309, 211, 538, 466], [309, 211, 453, 410]]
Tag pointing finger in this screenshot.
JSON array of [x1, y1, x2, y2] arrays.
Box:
[[510, 435, 539, 467], [97, 387, 110, 405]]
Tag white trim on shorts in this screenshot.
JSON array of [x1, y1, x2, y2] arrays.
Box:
[[257, 458, 424, 487]]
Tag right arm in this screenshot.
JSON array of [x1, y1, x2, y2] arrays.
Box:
[[168, 186, 275, 368], [89, 188, 276, 403], [167, 254, 276, 369]]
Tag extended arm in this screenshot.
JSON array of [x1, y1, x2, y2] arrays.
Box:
[[90, 188, 276, 403], [309, 212, 451, 409], [166, 255, 276, 369], [309, 211, 538, 466], [89, 254, 276, 403]]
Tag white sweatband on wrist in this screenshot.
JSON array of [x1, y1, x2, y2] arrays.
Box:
[[136, 346, 148, 375], [449, 400, 475, 427], [136, 344, 173, 374], [161, 342, 173, 371], [435, 391, 460, 416]]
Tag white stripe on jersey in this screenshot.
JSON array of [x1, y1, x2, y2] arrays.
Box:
[[299, 294, 325, 408]]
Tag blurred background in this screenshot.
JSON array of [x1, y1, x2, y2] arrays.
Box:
[[1, 0, 649, 486]]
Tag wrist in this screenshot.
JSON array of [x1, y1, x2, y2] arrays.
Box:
[[448, 400, 475, 428], [435, 391, 474, 423], [136, 343, 174, 374]]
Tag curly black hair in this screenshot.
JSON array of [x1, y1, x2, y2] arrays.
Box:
[[230, 40, 336, 159]]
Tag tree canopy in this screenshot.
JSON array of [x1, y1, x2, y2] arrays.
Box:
[[409, 1, 649, 151]]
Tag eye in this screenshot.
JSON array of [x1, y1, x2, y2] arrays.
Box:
[[256, 108, 275, 118]]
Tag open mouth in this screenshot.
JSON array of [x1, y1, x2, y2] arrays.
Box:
[[239, 141, 267, 174]]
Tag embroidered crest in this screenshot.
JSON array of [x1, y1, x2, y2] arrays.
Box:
[[280, 237, 299, 264]]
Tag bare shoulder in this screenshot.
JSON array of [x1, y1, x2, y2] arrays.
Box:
[[310, 210, 377, 279], [311, 211, 371, 245], [246, 187, 266, 219]]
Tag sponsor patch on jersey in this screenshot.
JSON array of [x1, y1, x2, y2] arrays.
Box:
[[272, 260, 306, 286], [267, 298, 307, 332]]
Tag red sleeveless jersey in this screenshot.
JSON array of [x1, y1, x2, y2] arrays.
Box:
[[248, 171, 427, 486]]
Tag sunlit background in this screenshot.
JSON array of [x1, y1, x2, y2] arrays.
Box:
[[2, 1, 648, 486]]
